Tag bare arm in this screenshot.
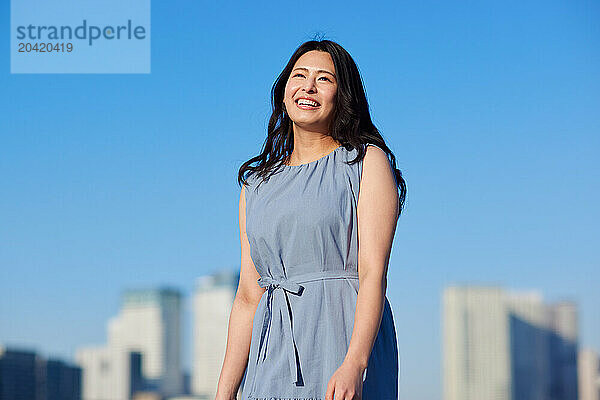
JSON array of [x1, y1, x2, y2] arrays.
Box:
[[344, 145, 399, 371], [215, 184, 266, 400]]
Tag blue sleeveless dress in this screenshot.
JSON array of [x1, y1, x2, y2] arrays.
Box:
[[241, 143, 399, 400]]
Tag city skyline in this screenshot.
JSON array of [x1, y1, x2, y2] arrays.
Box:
[[2, 279, 597, 400], [2, 276, 593, 366]]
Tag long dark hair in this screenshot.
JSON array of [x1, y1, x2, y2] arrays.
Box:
[[237, 39, 407, 215]]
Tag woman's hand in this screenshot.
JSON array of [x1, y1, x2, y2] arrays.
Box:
[[325, 359, 365, 400]]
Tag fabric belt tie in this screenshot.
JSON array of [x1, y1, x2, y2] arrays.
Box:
[[255, 269, 360, 385]]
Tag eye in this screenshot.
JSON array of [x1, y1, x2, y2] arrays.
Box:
[[292, 73, 331, 82]]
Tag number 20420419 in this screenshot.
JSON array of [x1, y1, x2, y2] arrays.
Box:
[[18, 42, 73, 52]]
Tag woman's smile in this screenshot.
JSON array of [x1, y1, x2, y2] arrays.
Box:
[[296, 100, 321, 110]]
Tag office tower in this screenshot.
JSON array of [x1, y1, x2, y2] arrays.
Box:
[[505, 291, 551, 400], [548, 302, 579, 400], [192, 269, 240, 399], [0, 346, 81, 400], [578, 348, 600, 400], [443, 285, 579, 400], [36, 357, 82, 400], [108, 287, 183, 397], [76, 287, 183, 400], [76, 345, 143, 400], [443, 286, 511, 400], [0, 347, 37, 400]]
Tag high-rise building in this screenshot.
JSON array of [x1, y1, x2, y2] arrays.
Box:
[[76, 345, 143, 400], [443, 286, 511, 400], [0, 346, 81, 400], [548, 302, 579, 400], [76, 287, 183, 400], [192, 269, 240, 399], [443, 285, 578, 400], [36, 357, 82, 400], [0, 347, 37, 400], [505, 291, 551, 400], [108, 288, 183, 396], [578, 348, 600, 400]]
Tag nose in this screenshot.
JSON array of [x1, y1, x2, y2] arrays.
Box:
[[302, 75, 317, 93]]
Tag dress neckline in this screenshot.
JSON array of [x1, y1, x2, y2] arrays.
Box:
[[282, 145, 344, 168]]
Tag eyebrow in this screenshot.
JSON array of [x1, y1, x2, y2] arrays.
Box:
[[292, 67, 336, 78]]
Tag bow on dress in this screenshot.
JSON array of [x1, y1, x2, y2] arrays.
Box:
[[256, 274, 305, 384]]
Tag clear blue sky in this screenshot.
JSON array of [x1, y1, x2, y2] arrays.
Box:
[[1, 1, 598, 399]]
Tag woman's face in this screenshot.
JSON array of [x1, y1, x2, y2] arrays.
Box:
[[283, 50, 338, 133]]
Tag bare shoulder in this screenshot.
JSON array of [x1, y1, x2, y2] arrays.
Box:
[[364, 144, 391, 167], [362, 144, 395, 183], [359, 144, 399, 220]]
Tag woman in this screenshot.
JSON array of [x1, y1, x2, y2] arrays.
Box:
[[216, 39, 407, 400]]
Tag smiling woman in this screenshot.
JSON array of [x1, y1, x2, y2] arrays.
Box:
[[216, 38, 407, 400], [280, 51, 339, 162]]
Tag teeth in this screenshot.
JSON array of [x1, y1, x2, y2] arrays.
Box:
[[298, 99, 319, 107]]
